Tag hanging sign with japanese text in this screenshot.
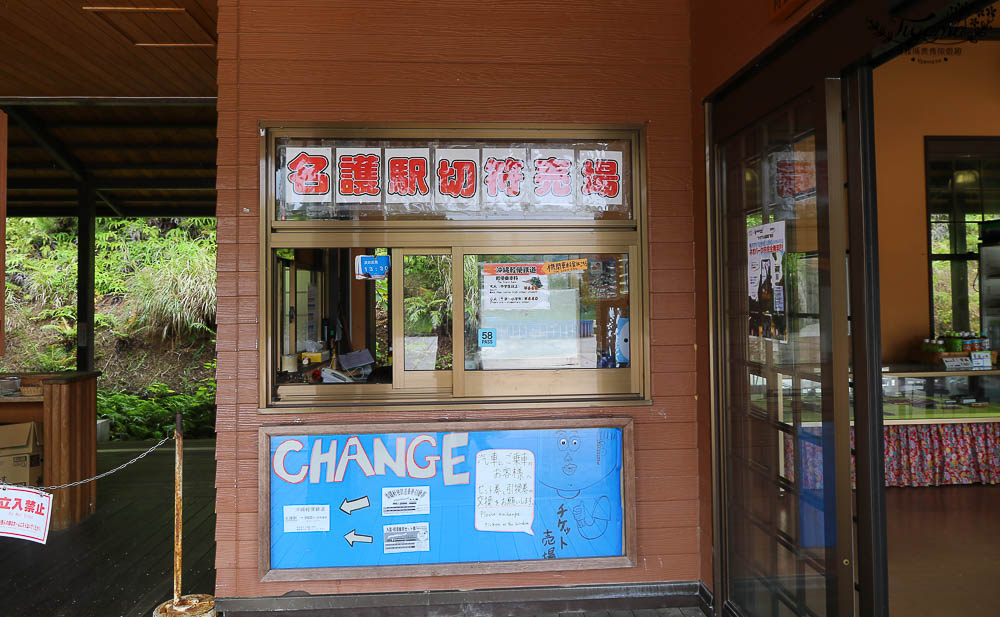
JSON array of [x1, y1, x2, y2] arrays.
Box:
[[434, 148, 480, 209], [336, 148, 382, 203], [266, 422, 627, 573], [384, 148, 432, 205], [284, 147, 333, 203], [578, 150, 623, 209], [483, 263, 550, 310], [481, 148, 528, 208], [530, 148, 576, 208], [0, 486, 52, 544]]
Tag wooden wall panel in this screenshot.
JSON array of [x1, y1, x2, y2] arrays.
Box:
[[216, 0, 705, 599]]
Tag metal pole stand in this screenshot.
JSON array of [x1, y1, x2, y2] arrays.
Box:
[[153, 412, 215, 617]]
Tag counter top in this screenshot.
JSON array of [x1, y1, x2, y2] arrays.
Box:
[[0, 394, 43, 403]]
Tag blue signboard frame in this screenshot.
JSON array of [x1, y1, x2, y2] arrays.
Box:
[[258, 418, 634, 581]]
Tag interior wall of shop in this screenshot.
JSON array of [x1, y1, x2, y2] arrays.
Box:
[[689, 0, 829, 590], [214, 0, 702, 599], [875, 42, 1000, 361]]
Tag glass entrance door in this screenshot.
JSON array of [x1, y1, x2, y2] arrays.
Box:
[[712, 80, 854, 617]]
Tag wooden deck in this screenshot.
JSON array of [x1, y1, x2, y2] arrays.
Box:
[[0, 439, 216, 617]]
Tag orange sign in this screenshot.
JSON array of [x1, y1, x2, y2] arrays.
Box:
[[769, 0, 808, 23]]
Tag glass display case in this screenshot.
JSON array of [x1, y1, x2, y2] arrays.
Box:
[[881, 365, 1000, 423]]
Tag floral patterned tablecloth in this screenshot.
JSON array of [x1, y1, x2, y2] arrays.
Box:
[[785, 422, 1000, 488]]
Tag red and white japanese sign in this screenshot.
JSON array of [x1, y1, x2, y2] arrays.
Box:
[[578, 150, 623, 207], [284, 147, 333, 203], [336, 148, 383, 202], [530, 149, 575, 207], [481, 148, 528, 207], [0, 486, 52, 544], [435, 148, 480, 208], [384, 148, 432, 204]]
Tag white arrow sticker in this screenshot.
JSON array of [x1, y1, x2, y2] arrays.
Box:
[[339, 495, 370, 515], [344, 529, 373, 547]]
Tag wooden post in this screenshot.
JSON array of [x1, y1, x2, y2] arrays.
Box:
[[0, 110, 6, 355], [77, 180, 95, 372]]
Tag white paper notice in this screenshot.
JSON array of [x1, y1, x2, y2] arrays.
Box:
[[283, 504, 330, 533], [0, 486, 52, 544], [530, 148, 575, 207], [283, 147, 333, 204], [336, 147, 382, 203], [483, 263, 550, 310], [577, 150, 624, 207], [434, 148, 480, 208], [474, 449, 535, 535], [383, 522, 430, 553], [382, 486, 430, 516]]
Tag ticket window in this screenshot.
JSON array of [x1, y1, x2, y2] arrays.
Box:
[[275, 248, 392, 386]]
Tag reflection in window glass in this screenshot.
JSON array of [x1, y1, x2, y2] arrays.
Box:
[[402, 254, 453, 371], [275, 248, 392, 385], [464, 253, 629, 370]]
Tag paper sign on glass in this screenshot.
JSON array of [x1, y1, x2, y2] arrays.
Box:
[[336, 147, 382, 203], [481, 148, 528, 206], [578, 150, 623, 207], [0, 486, 52, 544], [284, 147, 333, 203], [483, 263, 550, 310], [384, 148, 432, 204], [530, 148, 575, 206], [434, 148, 480, 208]]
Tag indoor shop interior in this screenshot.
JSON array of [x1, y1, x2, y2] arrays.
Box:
[[873, 11, 1000, 615]]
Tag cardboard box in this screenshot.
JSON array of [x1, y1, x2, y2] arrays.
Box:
[[0, 422, 42, 487]]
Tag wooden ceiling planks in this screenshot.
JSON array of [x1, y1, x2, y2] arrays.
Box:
[[0, 0, 217, 97], [4, 105, 216, 217]]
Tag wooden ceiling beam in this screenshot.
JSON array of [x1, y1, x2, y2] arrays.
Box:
[[0, 98, 216, 106], [8, 205, 216, 218], [9, 178, 217, 191], [9, 163, 213, 171], [0, 106, 126, 216]]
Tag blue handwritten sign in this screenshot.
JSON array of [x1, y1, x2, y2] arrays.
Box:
[[268, 427, 624, 570], [354, 255, 390, 279]]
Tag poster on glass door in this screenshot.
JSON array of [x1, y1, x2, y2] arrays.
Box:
[[747, 221, 787, 342]]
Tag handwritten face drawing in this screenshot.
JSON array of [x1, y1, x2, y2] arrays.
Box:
[[537, 428, 619, 498]]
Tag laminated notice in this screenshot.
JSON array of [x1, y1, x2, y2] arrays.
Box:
[[283, 504, 330, 533], [382, 486, 430, 516], [483, 263, 550, 310], [383, 522, 430, 553], [0, 486, 52, 544]]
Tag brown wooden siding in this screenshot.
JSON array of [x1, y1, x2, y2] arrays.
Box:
[[216, 0, 702, 599]]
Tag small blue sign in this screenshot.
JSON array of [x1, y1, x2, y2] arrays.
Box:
[[355, 255, 390, 279], [478, 328, 497, 347]]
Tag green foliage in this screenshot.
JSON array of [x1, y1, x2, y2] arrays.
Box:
[[98, 362, 216, 440], [5, 217, 218, 439]]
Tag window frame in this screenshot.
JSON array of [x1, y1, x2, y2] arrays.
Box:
[[258, 124, 650, 410], [924, 137, 1000, 336]]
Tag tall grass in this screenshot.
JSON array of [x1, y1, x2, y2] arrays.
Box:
[[129, 235, 217, 339]]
